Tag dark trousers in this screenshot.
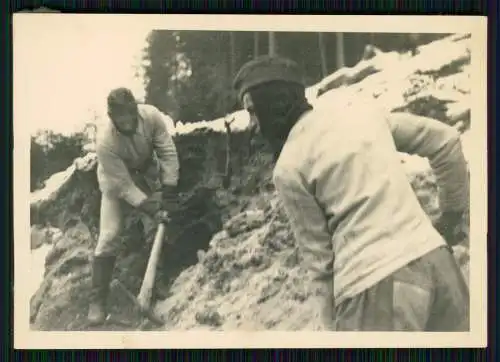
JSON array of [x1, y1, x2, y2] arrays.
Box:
[[334, 246, 470, 331]]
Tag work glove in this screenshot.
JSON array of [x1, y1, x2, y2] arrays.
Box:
[[434, 210, 466, 247], [161, 184, 179, 212], [137, 193, 170, 224]]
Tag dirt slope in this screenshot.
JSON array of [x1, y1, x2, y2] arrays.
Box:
[[30, 33, 471, 331]]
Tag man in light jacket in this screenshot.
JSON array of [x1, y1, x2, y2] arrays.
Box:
[[233, 56, 470, 331], [89, 87, 180, 325]]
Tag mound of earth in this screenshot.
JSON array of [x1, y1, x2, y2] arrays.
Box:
[[30, 33, 471, 331]]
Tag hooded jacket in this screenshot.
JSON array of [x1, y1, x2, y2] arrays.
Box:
[[95, 104, 179, 207], [272, 103, 469, 306]]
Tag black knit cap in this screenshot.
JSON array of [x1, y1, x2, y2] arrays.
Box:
[[233, 56, 305, 101], [107, 87, 136, 113]]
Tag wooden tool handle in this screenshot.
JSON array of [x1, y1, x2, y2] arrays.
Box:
[[137, 222, 166, 310]]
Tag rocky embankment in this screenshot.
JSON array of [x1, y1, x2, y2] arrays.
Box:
[[29, 33, 471, 331]]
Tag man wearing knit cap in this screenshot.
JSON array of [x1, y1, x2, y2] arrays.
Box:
[[233, 56, 470, 331], [89, 87, 180, 325]]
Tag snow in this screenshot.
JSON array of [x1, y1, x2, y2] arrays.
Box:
[[73, 152, 98, 172], [30, 244, 52, 297], [31, 165, 76, 206], [172, 110, 251, 136]]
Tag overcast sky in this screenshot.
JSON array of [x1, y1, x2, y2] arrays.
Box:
[[14, 16, 154, 136]]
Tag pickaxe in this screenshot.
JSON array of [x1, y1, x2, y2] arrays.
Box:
[[110, 218, 168, 327]]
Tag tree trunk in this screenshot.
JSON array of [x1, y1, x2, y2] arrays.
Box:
[[223, 117, 235, 189], [335, 32, 345, 70], [254, 32, 259, 58], [318, 32, 328, 77], [229, 31, 236, 79], [268, 32, 277, 56]]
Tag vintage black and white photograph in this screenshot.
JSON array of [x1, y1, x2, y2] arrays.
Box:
[[14, 15, 487, 348]]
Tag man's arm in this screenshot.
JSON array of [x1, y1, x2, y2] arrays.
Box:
[[151, 109, 180, 187], [386, 112, 469, 245], [386, 112, 469, 213], [273, 168, 334, 327], [96, 143, 148, 207]]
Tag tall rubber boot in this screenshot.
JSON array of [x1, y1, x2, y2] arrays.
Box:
[[87, 255, 116, 326]]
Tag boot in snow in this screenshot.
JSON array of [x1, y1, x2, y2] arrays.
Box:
[[87, 255, 116, 325]]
